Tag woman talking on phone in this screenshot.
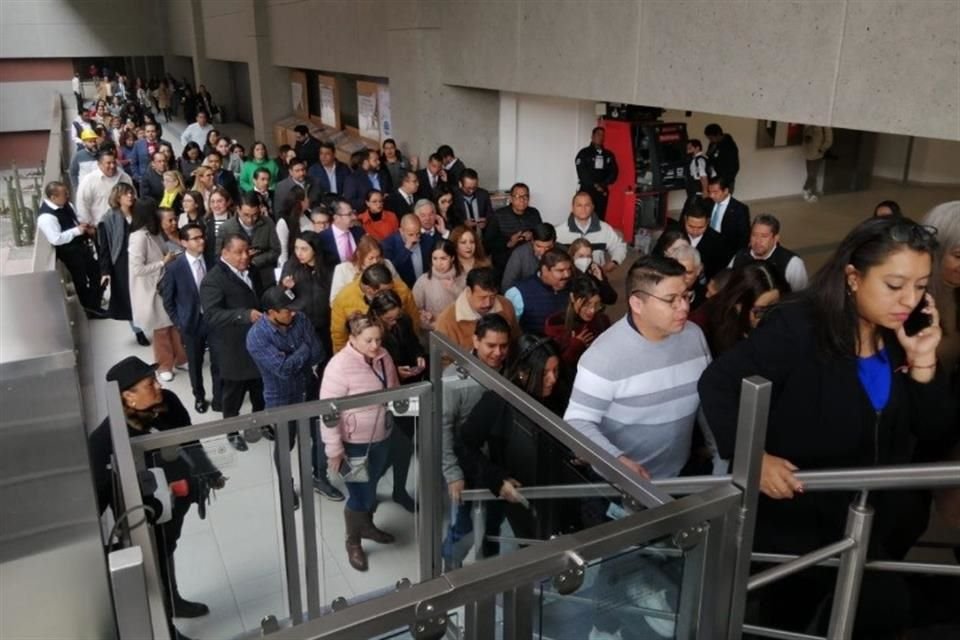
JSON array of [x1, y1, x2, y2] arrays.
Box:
[[699, 216, 954, 638], [320, 312, 399, 572]]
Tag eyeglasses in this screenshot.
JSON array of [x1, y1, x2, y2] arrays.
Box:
[[631, 289, 695, 308], [888, 223, 938, 243], [511, 193, 530, 200]]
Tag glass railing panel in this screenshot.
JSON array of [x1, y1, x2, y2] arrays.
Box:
[[438, 368, 632, 570], [145, 438, 286, 638], [535, 537, 687, 640]]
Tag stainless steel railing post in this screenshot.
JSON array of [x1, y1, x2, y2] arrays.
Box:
[[826, 492, 874, 640]]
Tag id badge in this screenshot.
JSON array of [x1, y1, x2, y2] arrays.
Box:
[[594, 155, 604, 170]]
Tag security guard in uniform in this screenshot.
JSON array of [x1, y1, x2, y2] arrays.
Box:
[[90, 356, 225, 640], [575, 126, 618, 221]]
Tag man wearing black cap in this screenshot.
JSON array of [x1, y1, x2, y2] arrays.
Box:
[[89, 356, 225, 638], [199, 232, 265, 451], [247, 286, 333, 501]]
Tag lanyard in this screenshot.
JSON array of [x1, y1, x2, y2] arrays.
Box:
[[371, 359, 388, 389]]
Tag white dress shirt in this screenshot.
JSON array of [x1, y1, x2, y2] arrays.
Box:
[[75, 168, 134, 225], [37, 199, 84, 246]]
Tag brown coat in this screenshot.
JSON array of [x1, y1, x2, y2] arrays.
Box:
[[433, 289, 520, 353]]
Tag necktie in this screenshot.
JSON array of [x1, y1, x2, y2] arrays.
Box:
[[340, 232, 354, 262], [710, 203, 721, 232], [405, 192, 412, 206], [430, 174, 436, 189], [193, 258, 205, 289]]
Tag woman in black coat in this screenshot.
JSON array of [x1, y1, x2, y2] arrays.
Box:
[[367, 289, 426, 513], [89, 357, 225, 637], [699, 217, 955, 638], [454, 334, 573, 551]]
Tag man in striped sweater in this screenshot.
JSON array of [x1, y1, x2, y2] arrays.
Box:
[[564, 255, 711, 480]]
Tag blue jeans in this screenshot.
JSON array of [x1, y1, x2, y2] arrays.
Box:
[[343, 438, 392, 512]]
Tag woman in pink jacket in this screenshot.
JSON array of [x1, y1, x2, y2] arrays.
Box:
[[320, 312, 400, 572]]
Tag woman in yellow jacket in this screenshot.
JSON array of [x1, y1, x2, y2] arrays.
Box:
[[331, 262, 420, 353]]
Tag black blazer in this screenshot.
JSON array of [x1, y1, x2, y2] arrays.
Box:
[[698, 298, 954, 555], [385, 189, 415, 217], [214, 169, 240, 203], [295, 136, 320, 167], [317, 226, 364, 269], [717, 198, 750, 262], [415, 169, 446, 202], [342, 168, 393, 212], [450, 188, 494, 228], [160, 253, 206, 335], [380, 230, 435, 288], [273, 176, 322, 213], [198, 261, 265, 381], [308, 161, 350, 195], [140, 169, 165, 201], [688, 227, 728, 280]]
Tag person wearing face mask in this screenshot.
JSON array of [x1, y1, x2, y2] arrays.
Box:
[[553, 191, 627, 274], [544, 275, 611, 370], [567, 238, 617, 305]]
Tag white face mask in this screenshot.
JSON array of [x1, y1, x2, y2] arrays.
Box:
[[574, 257, 592, 273]]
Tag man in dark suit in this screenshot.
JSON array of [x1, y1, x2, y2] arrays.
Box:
[[484, 182, 542, 275], [381, 214, 434, 288], [706, 176, 750, 264], [293, 124, 320, 167], [199, 232, 265, 451], [318, 198, 364, 269], [342, 149, 392, 211], [139, 151, 167, 201], [415, 153, 447, 202], [161, 223, 220, 413], [385, 170, 420, 217], [682, 201, 728, 281], [205, 151, 239, 202], [704, 123, 740, 191], [129, 122, 169, 184], [437, 144, 465, 186], [273, 158, 322, 213], [451, 168, 494, 230], [308, 142, 349, 196]]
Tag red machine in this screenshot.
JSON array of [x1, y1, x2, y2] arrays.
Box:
[[599, 118, 689, 244]]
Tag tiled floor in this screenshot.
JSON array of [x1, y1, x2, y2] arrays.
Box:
[[74, 123, 958, 639]]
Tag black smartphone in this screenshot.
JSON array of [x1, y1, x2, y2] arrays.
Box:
[[903, 296, 932, 337]]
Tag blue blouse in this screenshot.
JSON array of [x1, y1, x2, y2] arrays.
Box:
[[857, 348, 892, 411]]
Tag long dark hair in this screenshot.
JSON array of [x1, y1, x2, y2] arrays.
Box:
[[701, 263, 790, 356], [429, 239, 460, 278], [564, 275, 601, 332], [289, 230, 326, 277], [507, 335, 559, 400], [280, 185, 308, 246], [810, 217, 938, 358], [129, 197, 160, 235]]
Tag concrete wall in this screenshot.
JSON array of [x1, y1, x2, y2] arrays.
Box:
[[440, 0, 960, 142], [0, 0, 164, 58], [0, 131, 49, 167], [873, 134, 960, 185]]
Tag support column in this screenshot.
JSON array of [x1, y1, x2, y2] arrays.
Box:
[[249, 0, 292, 145]]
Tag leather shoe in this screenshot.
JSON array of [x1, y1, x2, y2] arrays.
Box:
[[194, 400, 209, 414], [172, 595, 209, 618], [313, 476, 345, 501], [228, 434, 248, 451], [135, 331, 151, 346]]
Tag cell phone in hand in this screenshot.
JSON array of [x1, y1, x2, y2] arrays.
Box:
[[903, 296, 932, 337], [337, 458, 353, 477]]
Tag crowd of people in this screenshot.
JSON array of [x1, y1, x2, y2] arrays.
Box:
[[36, 88, 960, 639]]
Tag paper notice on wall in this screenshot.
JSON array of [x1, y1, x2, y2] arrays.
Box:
[[377, 85, 391, 138], [320, 85, 336, 127], [291, 82, 305, 113], [358, 94, 379, 141]]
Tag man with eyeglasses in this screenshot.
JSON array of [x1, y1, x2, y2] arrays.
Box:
[[318, 198, 364, 269], [565, 255, 713, 481], [161, 223, 221, 414], [484, 182, 543, 276]]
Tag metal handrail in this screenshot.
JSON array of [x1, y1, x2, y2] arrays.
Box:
[[264, 486, 742, 640], [457, 461, 960, 502]]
